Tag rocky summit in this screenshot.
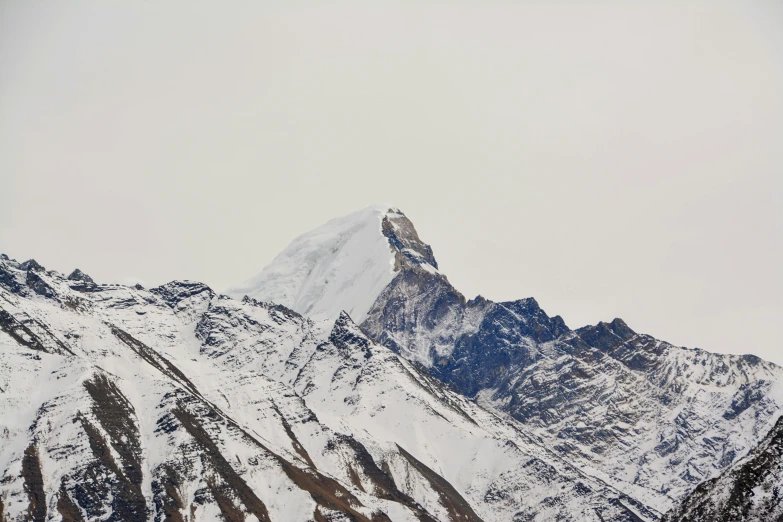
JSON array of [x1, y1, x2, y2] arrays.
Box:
[[1, 205, 781, 522]]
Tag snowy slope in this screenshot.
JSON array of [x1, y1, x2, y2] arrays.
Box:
[[0, 255, 657, 521], [226, 206, 439, 323], [662, 414, 783, 521]]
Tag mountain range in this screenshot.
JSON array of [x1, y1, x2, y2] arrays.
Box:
[[1, 205, 780, 521]]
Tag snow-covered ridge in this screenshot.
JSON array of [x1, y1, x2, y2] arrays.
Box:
[[227, 205, 438, 323], [0, 254, 658, 521]]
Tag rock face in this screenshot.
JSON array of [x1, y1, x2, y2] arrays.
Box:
[[663, 415, 783, 522], [1, 255, 658, 521], [231, 206, 783, 515]]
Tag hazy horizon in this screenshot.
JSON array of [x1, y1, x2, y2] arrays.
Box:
[[1, 1, 781, 364]]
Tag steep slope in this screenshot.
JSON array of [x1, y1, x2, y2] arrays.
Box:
[[662, 415, 783, 521], [0, 255, 657, 521], [230, 207, 783, 514]]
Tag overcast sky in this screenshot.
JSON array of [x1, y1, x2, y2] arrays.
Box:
[[1, 1, 781, 363]]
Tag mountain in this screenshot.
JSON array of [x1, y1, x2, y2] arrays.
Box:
[[662, 415, 783, 521], [234, 206, 783, 514], [0, 254, 659, 521], [3, 205, 780, 521]]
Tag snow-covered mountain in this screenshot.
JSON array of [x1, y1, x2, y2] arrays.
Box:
[[3, 205, 781, 521], [232, 206, 783, 515], [0, 254, 658, 521]]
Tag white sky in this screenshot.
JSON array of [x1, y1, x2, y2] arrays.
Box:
[[1, 1, 781, 363]]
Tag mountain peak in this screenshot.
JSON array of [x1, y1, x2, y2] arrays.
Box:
[[329, 311, 371, 349], [19, 259, 45, 272], [575, 317, 638, 350], [67, 268, 94, 283], [227, 206, 438, 322]]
